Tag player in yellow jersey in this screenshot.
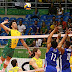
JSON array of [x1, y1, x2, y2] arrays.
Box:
[[0, 20, 31, 72], [29, 48, 44, 72], [70, 47, 72, 72], [9, 59, 22, 72]]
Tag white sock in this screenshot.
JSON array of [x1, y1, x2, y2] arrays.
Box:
[[2, 68, 5, 72], [0, 59, 2, 64], [0, 59, 2, 66]]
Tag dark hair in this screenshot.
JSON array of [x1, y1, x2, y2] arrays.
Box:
[[51, 41, 58, 48], [19, 20, 22, 22], [33, 48, 39, 57], [11, 59, 17, 67], [9, 20, 16, 29], [34, 20, 38, 22], [60, 17, 63, 19], [65, 41, 71, 48], [53, 16, 56, 18], [68, 18, 71, 22]]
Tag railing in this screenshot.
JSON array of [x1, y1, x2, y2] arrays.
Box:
[[0, 0, 72, 15]]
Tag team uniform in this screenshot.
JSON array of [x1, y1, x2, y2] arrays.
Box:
[[9, 66, 20, 72], [45, 47, 59, 72], [30, 57, 43, 72], [2, 29, 21, 58], [70, 56, 72, 72], [59, 48, 71, 72]]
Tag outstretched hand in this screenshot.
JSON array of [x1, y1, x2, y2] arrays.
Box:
[[55, 26, 59, 32], [65, 29, 69, 35], [58, 33, 61, 39], [3, 19, 9, 24], [28, 50, 32, 56]]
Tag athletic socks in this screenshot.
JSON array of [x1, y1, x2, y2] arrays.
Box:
[[0, 59, 2, 67]]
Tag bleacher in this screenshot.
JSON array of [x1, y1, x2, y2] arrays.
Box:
[[0, 12, 71, 45]]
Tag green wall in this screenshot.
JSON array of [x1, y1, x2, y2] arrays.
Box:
[[0, 8, 70, 15]]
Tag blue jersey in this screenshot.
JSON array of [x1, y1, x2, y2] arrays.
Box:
[[59, 48, 71, 71], [45, 47, 59, 67]]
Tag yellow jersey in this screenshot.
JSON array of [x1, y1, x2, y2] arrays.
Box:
[[32, 57, 43, 72], [8, 66, 20, 72], [70, 56, 72, 72], [7, 29, 21, 49]]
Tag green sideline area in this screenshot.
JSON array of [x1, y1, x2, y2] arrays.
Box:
[[0, 48, 46, 59], [0, 8, 70, 15], [0, 48, 46, 72]]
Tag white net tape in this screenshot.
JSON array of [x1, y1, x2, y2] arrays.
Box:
[[0, 34, 72, 39], [0, 34, 72, 72]]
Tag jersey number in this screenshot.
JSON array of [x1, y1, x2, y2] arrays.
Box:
[[60, 53, 71, 60], [67, 53, 70, 60], [51, 53, 56, 61]]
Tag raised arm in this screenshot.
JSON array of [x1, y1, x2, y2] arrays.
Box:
[[56, 33, 61, 43], [46, 27, 58, 53], [47, 27, 58, 45], [57, 33, 68, 54], [57, 34, 68, 48], [20, 33, 31, 55], [0, 20, 10, 34]]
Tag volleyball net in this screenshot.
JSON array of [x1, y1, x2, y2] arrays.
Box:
[[0, 34, 72, 39], [0, 34, 72, 72]]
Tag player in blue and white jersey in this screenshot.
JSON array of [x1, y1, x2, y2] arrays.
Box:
[[57, 32, 71, 72], [45, 27, 59, 72]]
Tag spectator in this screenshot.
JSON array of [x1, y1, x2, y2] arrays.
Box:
[[50, 24, 55, 30], [31, 8, 40, 19], [28, 20, 40, 35], [49, 24, 55, 33], [57, 3, 64, 15], [9, 59, 22, 72], [30, 40, 36, 47], [36, 38, 42, 47], [67, 18, 72, 28], [42, 38, 47, 47], [58, 22, 63, 33], [70, 37, 72, 45], [49, 3, 57, 15], [49, 21, 59, 34], [40, 22, 48, 35], [25, 33, 35, 47], [50, 16, 56, 25], [18, 20, 26, 34], [0, 25, 2, 35], [68, 28, 72, 34], [60, 17, 67, 31], [38, 0, 43, 2]]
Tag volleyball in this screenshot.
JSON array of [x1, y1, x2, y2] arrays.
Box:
[[24, 3, 31, 10]]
